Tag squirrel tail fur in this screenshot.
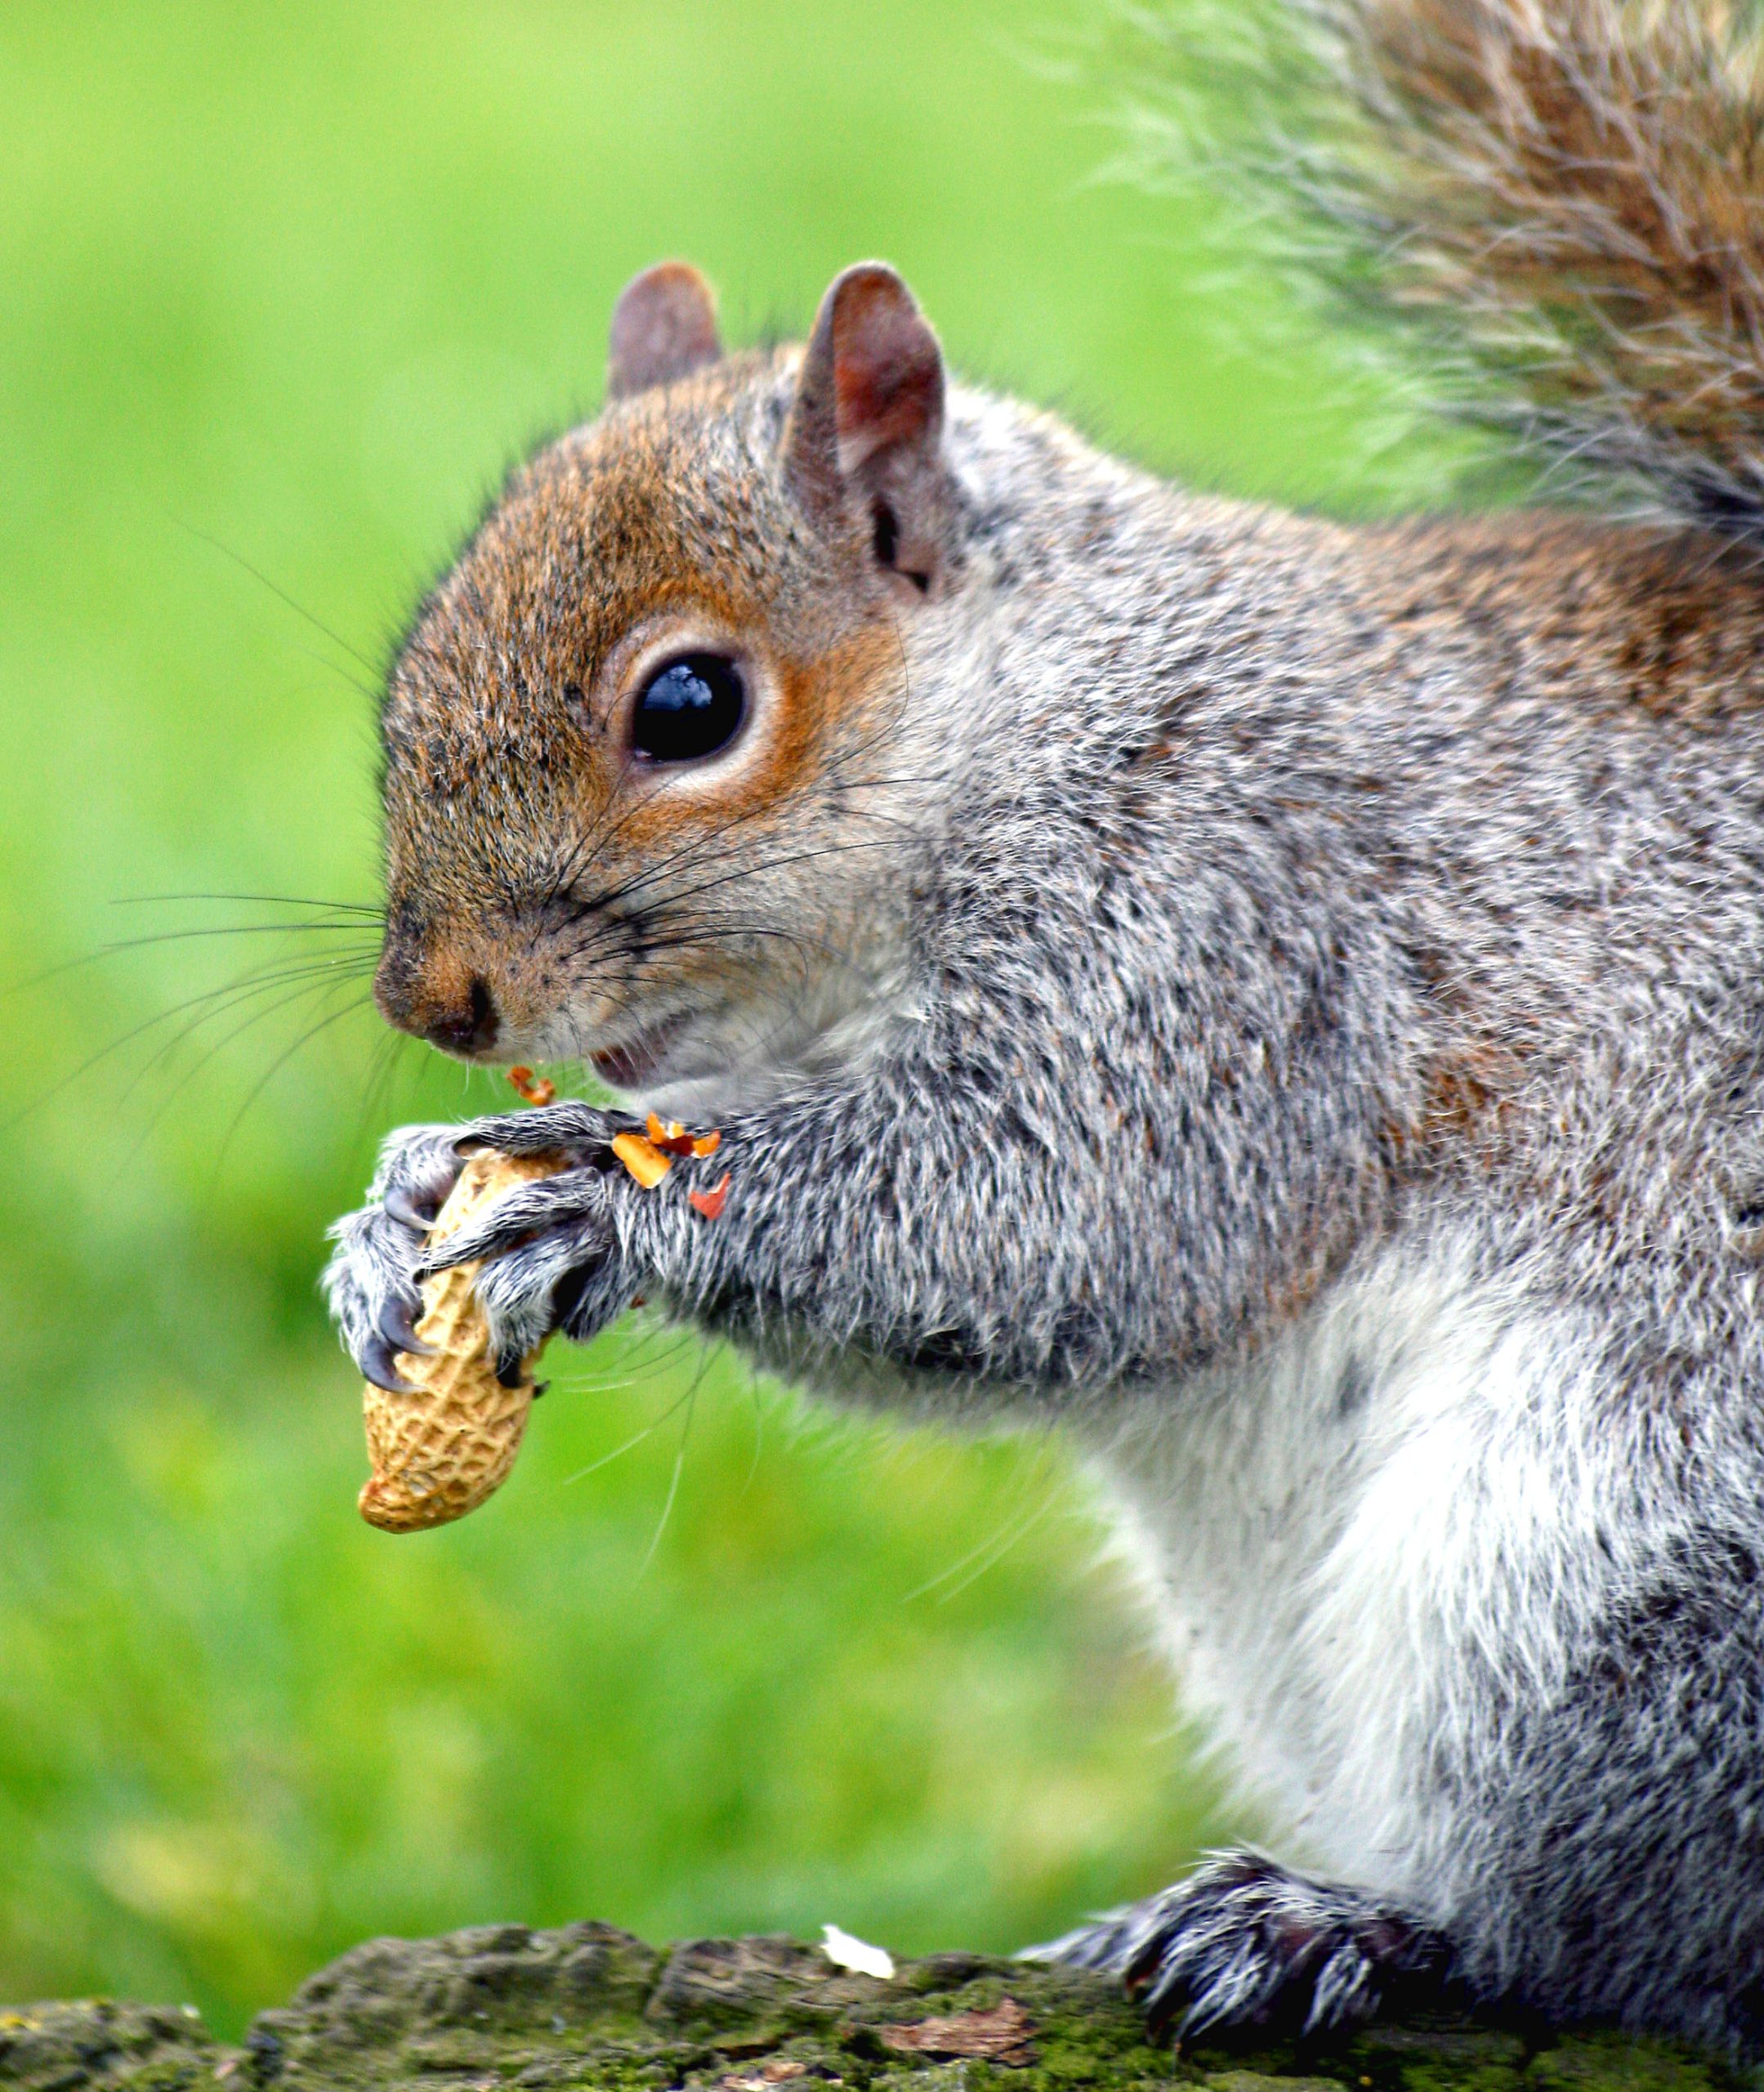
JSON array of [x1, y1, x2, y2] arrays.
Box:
[[1130, 0, 1764, 541]]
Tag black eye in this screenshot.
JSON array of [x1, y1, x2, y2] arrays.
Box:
[[630, 653, 745, 763]]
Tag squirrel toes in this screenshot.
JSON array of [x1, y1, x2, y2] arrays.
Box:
[[326, 0, 1764, 2055]]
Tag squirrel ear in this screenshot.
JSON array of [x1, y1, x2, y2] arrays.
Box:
[[606, 262, 723, 400], [787, 263, 950, 597]]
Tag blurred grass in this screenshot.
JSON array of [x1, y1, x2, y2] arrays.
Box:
[[0, 0, 1469, 2041]]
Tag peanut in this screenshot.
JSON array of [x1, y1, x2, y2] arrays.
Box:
[[358, 1148, 562, 1532]]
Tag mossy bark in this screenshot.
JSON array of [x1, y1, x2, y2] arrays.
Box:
[[0, 1926, 1744, 2092]]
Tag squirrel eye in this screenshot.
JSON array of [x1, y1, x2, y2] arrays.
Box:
[[630, 653, 746, 763]]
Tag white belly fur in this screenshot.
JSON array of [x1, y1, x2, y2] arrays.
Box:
[[1083, 1247, 1621, 1919]]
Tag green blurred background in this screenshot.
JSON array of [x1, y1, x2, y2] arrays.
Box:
[[0, 0, 1467, 2040]]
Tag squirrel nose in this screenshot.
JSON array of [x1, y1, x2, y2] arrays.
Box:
[[373, 932, 504, 1059], [418, 976, 500, 1058]]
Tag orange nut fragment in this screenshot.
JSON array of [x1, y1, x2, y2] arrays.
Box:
[[688, 1172, 731, 1220], [358, 1148, 563, 1533], [644, 1114, 712, 1159], [612, 1129, 673, 1188], [507, 1065, 556, 1106], [640, 1113, 722, 1161]]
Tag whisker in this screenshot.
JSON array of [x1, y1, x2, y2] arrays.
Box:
[[350, 1026, 415, 1159], [622, 836, 919, 920], [632, 1364, 708, 1580], [210, 986, 377, 1177], [112, 892, 385, 915], [125, 969, 373, 1156], [547, 907, 838, 971], [542, 707, 936, 916], [636, 922, 849, 968], [279, 636, 381, 704], [119, 966, 358, 1105], [174, 518, 385, 681], [552, 814, 927, 979], [557, 1369, 701, 1486], [3, 924, 380, 1002], [2, 953, 380, 1131], [904, 1491, 1057, 1607], [739, 1361, 768, 1500], [577, 767, 930, 919]]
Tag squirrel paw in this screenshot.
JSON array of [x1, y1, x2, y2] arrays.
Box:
[[1024, 1853, 1449, 2041], [323, 1123, 467, 1394], [416, 1102, 650, 1370], [454, 1098, 639, 1166]]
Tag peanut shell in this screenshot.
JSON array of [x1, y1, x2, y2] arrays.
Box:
[[358, 1148, 562, 1533]]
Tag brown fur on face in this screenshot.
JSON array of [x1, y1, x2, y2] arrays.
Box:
[[375, 346, 916, 1079]]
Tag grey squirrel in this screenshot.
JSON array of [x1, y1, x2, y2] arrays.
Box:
[[325, 0, 1764, 2054]]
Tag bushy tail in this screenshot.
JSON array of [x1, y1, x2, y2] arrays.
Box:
[[1128, 0, 1764, 539]]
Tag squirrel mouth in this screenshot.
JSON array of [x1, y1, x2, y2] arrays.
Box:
[[590, 1017, 685, 1093]]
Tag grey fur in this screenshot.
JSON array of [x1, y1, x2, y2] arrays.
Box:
[[324, 0, 1764, 2054]]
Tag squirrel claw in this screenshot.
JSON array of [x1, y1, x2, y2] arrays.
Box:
[[360, 1334, 419, 1397], [377, 1295, 435, 1357], [384, 1183, 441, 1232]]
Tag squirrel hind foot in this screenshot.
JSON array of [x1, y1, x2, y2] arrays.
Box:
[[1025, 1851, 1454, 2041]]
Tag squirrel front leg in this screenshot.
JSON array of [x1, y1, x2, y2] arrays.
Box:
[[333, 1083, 1162, 1415], [397, 929, 1388, 1406], [377, 1073, 1132, 1400]]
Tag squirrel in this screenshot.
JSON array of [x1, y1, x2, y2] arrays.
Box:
[[324, 0, 1764, 2055]]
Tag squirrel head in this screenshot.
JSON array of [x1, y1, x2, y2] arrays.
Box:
[[374, 259, 964, 1109]]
